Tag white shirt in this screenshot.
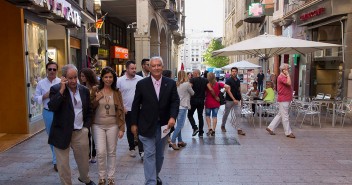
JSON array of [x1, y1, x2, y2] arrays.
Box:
[[33, 77, 61, 109], [68, 87, 84, 130], [142, 71, 150, 78], [116, 74, 143, 111]]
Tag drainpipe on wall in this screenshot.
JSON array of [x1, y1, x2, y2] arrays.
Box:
[[342, 18, 352, 98]]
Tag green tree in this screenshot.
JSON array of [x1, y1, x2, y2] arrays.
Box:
[[203, 39, 229, 68]]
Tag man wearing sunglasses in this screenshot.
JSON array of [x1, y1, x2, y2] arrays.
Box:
[[33, 61, 61, 172]]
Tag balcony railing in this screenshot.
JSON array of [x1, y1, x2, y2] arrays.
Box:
[[152, 0, 167, 10]]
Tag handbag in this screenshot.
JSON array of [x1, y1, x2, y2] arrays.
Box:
[[218, 83, 226, 105]]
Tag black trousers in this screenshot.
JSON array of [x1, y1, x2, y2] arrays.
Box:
[[126, 111, 144, 153], [88, 127, 96, 158], [187, 99, 205, 134], [258, 81, 263, 92]]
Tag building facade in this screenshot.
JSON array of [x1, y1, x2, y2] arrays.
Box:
[[272, 0, 352, 98], [0, 0, 185, 137], [1, 0, 96, 135], [178, 30, 214, 72]]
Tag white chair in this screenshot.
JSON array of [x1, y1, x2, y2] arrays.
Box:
[[264, 102, 279, 125], [299, 101, 321, 128], [239, 104, 255, 127], [295, 101, 321, 128], [315, 93, 324, 100], [336, 102, 352, 127]]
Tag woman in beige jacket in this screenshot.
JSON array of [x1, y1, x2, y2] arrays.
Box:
[[91, 66, 125, 185]]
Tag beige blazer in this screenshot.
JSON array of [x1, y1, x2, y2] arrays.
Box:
[[91, 86, 125, 132]]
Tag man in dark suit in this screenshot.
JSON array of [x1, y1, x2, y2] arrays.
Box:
[[48, 64, 96, 185], [131, 56, 180, 185], [136, 58, 150, 78]]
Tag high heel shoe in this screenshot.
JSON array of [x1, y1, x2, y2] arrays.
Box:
[[169, 143, 179, 150], [177, 142, 187, 148], [206, 129, 213, 136]]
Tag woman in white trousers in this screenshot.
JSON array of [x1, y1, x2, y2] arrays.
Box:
[[92, 67, 125, 185]]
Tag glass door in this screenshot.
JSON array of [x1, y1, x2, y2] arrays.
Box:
[[24, 20, 47, 123]]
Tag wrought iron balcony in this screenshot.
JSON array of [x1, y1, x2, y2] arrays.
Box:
[[152, 0, 167, 10]]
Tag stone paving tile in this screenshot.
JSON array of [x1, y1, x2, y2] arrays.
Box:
[[1, 108, 352, 184]]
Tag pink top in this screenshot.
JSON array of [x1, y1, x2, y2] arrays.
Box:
[[205, 82, 225, 108], [277, 74, 292, 102], [151, 76, 162, 99]]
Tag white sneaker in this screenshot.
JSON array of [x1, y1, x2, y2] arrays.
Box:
[[140, 152, 144, 161], [129, 149, 136, 157]]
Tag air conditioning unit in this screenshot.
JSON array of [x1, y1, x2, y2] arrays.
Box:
[[87, 32, 99, 47], [331, 47, 339, 57], [314, 50, 323, 57]]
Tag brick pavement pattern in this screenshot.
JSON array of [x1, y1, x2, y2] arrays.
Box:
[[1, 107, 352, 185]]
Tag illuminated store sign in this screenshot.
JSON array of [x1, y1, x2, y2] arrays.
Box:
[[249, 3, 264, 17], [300, 8, 325, 21], [111, 46, 129, 59], [33, 0, 82, 27]]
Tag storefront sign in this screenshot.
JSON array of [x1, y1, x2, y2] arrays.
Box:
[[111, 46, 129, 59], [98, 48, 109, 58], [33, 0, 82, 27], [248, 3, 264, 17], [300, 8, 325, 21]]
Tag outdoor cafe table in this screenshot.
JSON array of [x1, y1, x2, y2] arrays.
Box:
[[242, 100, 271, 128], [312, 99, 339, 127]]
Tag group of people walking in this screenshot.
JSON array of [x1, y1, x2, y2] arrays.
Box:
[[34, 56, 295, 185]]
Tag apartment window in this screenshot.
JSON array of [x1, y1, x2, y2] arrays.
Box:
[[276, 0, 279, 11]]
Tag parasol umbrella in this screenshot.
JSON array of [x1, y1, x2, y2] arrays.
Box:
[[212, 33, 341, 88], [221, 60, 261, 70], [212, 33, 341, 59], [222, 61, 262, 88]]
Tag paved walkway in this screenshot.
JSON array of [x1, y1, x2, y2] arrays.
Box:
[[1, 107, 352, 185]]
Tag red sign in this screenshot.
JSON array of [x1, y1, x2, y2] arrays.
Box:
[[300, 7, 325, 21], [111, 46, 129, 59]]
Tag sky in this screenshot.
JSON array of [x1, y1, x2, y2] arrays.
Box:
[[185, 0, 224, 37]]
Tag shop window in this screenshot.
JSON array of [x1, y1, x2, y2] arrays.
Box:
[[25, 20, 47, 122]]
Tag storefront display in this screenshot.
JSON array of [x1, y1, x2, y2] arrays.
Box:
[[25, 20, 47, 122]]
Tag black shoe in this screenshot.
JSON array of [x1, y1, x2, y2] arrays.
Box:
[[157, 176, 162, 185], [53, 164, 58, 172], [192, 128, 199, 136], [78, 178, 96, 185], [198, 133, 203, 137], [211, 131, 215, 136]]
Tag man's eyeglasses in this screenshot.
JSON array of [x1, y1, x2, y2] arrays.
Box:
[[48, 68, 57, 71], [144, 64, 150, 66]]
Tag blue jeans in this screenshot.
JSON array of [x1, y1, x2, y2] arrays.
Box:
[[139, 123, 167, 185], [171, 109, 187, 143], [205, 108, 219, 117], [43, 109, 56, 164]]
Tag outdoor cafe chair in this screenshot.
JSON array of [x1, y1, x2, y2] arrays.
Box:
[[242, 103, 255, 127], [336, 101, 352, 127], [295, 101, 321, 128], [264, 102, 279, 125], [315, 93, 324, 100]]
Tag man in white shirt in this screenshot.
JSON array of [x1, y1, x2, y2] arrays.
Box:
[[136, 58, 150, 78], [33, 61, 61, 172], [48, 64, 95, 185], [116, 61, 144, 160]]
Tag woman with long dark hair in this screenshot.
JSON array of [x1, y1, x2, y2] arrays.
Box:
[[80, 68, 98, 163], [91, 66, 125, 185]]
